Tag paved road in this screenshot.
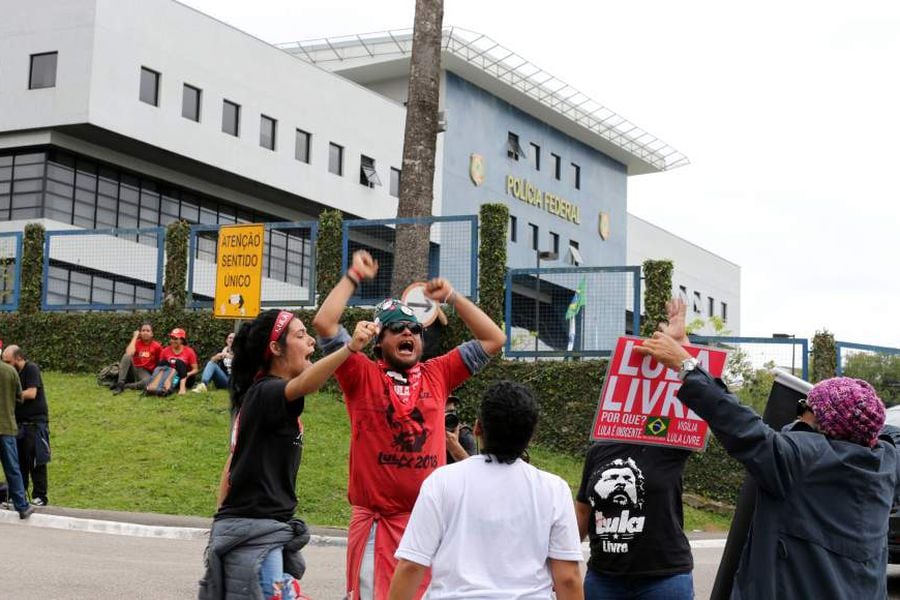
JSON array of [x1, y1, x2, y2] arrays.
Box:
[[3, 518, 900, 599]]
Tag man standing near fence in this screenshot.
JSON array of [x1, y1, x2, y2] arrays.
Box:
[[2, 345, 50, 508], [312, 250, 506, 600], [0, 342, 31, 519], [111, 322, 162, 395]]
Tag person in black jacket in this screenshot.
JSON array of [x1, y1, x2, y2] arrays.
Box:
[[637, 331, 900, 600]]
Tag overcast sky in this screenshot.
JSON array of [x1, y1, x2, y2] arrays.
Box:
[[180, 0, 900, 348]]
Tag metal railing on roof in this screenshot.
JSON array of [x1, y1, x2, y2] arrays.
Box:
[[278, 27, 689, 173]]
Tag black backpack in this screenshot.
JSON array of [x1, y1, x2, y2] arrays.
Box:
[[97, 363, 120, 388]]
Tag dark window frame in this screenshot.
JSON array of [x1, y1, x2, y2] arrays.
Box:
[[259, 114, 277, 151], [182, 83, 202, 122], [139, 67, 160, 106], [551, 153, 561, 180], [529, 222, 539, 251], [509, 215, 518, 242], [530, 143, 541, 170], [389, 167, 401, 198], [572, 162, 581, 190], [222, 99, 241, 137], [329, 142, 344, 176], [29, 52, 58, 90], [294, 129, 311, 163], [359, 155, 381, 187], [507, 132, 526, 160]]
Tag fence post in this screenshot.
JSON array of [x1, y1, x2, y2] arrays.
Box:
[[21, 222, 45, 315], [478, 204, 508, 327], [317, 209, 343, 301], [640, 259, 673, 337]]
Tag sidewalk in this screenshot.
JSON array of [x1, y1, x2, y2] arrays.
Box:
[[2, 503, 726, 549]]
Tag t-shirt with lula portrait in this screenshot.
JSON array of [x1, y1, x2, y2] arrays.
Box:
[[577, 441, 694, 577]]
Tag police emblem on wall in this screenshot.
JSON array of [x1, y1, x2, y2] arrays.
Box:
[[598, 212, 611, 241], [469, 153, 485, 186]]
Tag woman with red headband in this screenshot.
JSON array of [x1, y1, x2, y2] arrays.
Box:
[[199, 309, 376, 600]]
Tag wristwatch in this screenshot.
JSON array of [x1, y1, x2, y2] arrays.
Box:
[[677, 357, 699, 381]]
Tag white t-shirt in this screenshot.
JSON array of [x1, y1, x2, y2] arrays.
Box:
[[395, 455, 583, 599]]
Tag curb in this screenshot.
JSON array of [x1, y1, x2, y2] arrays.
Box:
[[0, 508, 349, 546], [2, 508, 725, 550]]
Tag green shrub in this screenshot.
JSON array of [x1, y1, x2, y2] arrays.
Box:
[[20, 222, 45, 315], [316, 210, 343, 300], [640, 259, 673, 337], [478, 203, 508, 325], [811, 330, 836, 383], [163, 220, 189, 313]]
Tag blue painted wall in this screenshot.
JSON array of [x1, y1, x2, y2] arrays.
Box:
[[440, 72, 627, 270]]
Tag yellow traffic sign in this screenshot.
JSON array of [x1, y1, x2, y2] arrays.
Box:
[[214, 223, 264, 319]]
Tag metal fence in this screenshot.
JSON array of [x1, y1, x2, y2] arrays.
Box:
[[0, 231, 23, 311], [188, 221, 318, 310], [836, 341, 900, 376], [42, 227, 165, 311], [504, 266, 641, 358], [341, 215, 478, 305], [689, 335, 810, 382]]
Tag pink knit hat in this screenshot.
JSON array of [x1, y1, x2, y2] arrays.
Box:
[[807, 377, 885, 447]]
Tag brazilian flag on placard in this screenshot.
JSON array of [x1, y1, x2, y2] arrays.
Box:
[[644, 416, 669, 437]]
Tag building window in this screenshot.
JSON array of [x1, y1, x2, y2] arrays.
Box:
[[529, 223, 539, 251], [139, 67, 160, 106], [359, 155, 381, 187], [550, 231, 559, 255], [551, 153, 561, 180], [329, 143, 344, 175], [509, 215, 518, 242], [572, 163, 581, 189], [294, 129, 311, 163], [182, 84, 201, 121], [29, 52, 58, 89], [693, 291, 702, 313], [721, 301, 728, 322], [507, 132, 526, 160], [708, 296, 715, 317], [530, 143, 541, 170], [259, 115, 277, 150], [222, 100, 240, 136], [678, 285, 687, 300], [389, 167, 401, 197], [568, 240, 582, 265]]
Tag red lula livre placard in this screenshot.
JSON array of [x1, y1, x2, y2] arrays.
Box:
[[591, 336, 728, 451]]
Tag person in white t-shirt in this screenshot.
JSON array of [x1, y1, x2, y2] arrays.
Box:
[[388, 381, 584, 600]]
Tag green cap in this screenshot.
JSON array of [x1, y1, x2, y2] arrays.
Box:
[[374, 298, 419, 328]]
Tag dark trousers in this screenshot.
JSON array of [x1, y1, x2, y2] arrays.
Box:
[[117, 354, 153, 389], [17, 422, 49, 502]]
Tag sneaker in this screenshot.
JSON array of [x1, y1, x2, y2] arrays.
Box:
[[19, 506, 34, 519], [192, 382, 207, 393], [111, 384, 124, 395], [31, 498, 47, 507]]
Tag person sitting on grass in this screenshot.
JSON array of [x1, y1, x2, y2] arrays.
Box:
[[193, 332, 235, 393], [199, 309, 377, 600], [158, 328, 199, 395], [111, 322, 162, 395]]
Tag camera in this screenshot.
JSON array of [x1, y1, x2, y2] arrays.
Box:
[[445, 411, 460, 431]]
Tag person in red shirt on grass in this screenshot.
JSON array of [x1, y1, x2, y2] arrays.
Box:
[[158, 327, 200, 395], [312, 250, 506, 600], [111, 322, 162, 395]]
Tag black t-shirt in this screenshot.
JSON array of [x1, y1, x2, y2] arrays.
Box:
[[216, 377, 304, 522], [15, 362, 48, 423], [577, 442, 693, 577]]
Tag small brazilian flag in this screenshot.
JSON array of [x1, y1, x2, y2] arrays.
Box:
[[644, 416, 669, 437]]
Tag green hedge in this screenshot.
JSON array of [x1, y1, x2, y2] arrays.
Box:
[[316, 210, 343, 300], [163, 220, 189, 313], [20, 223, 44, 315], [811, 329, 836, 383], [640, 259, 673, 337], [478, 203, 508, 326]]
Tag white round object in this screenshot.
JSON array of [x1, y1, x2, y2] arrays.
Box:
[[401, 282, 438, 327]]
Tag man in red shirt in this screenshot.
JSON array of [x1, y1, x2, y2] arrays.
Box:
[[313, 250, 506, 600], [159, 328, 200, 395], [112, 322, 162, 395]]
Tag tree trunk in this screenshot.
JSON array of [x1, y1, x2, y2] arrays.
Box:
[[390, 0, 444, 297]]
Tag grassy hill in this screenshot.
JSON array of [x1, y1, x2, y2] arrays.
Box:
[[43, 372, 730, 530]]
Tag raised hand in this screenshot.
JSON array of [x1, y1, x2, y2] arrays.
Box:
[[658, 297, 688, 345], [424, 278, 454, 304], [634, 332, 692, 370], [351, 250, 379, 281], [349, 320, 378, 352]]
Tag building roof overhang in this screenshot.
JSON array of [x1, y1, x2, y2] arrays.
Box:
[[279, 27, 688, 176]]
